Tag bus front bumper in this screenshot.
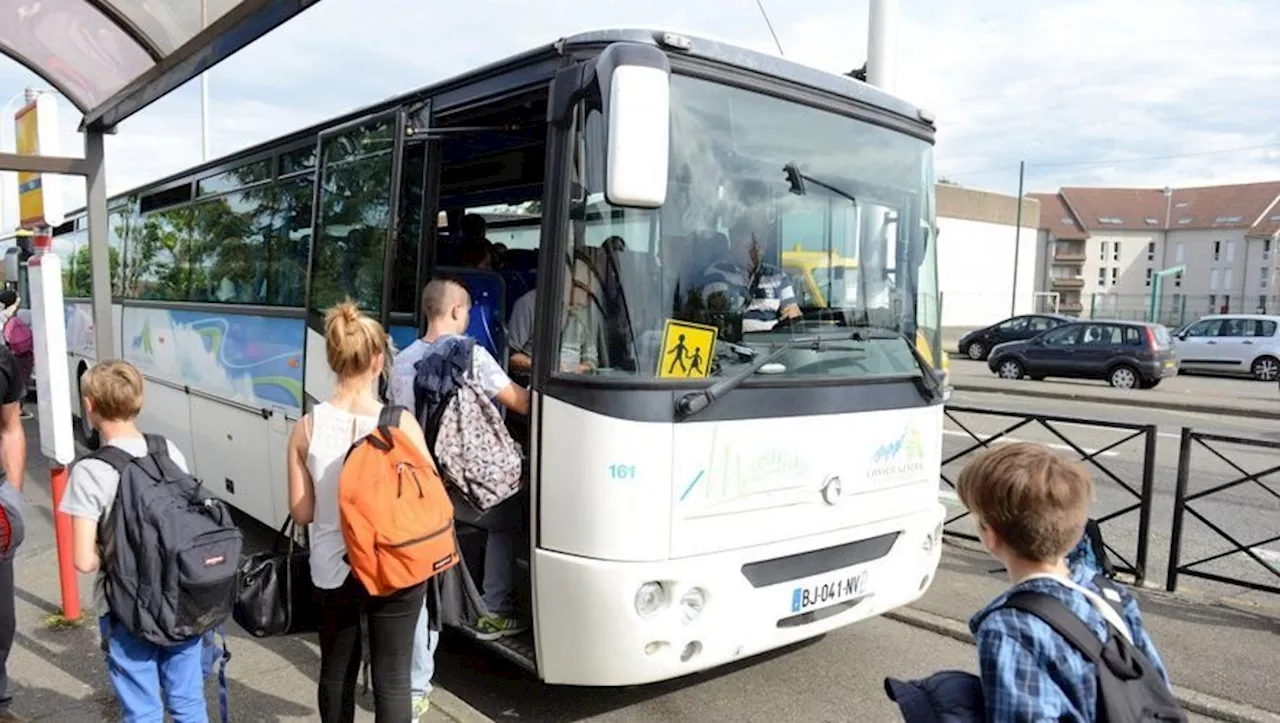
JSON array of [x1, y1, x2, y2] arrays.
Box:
[[532, 502, 946, 686]]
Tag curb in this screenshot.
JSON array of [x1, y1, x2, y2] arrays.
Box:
[[883, 608, 1280, 723], [950, 382, 1280, 421], [431, 687, 495, 723]]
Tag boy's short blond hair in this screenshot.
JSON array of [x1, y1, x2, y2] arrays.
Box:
[[80, 361, 144, 421], [956, 442, 1093, 563]]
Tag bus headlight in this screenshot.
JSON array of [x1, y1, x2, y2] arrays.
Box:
[[679, 587, 706, 623], [635, 582, 666, 618]]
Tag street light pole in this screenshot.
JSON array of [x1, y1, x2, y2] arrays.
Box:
[[200, 0, 210, 162], [1010, 160, 1025, 315]]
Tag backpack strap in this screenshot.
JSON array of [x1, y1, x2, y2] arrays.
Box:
[[1003, 591, 1106, 663], [144, 434, 168, 459], [378, 405, 404, 430], [201, 623, 232, 723], [86, 445, 137, 474], [365, 405, 405, 453]]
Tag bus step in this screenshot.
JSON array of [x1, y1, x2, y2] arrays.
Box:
[[458, 626, 536, 670]]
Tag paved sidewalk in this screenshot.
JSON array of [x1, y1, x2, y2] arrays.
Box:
[[2, 416, 492, 723], [8, 549, 492, 722], [902, 539, 1280, 721], [947, 359, 1280, 419]]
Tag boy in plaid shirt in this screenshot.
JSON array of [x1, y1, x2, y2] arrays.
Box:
[[958, 443, 1171, 721]]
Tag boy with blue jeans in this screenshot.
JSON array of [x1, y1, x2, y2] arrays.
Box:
[[958, 442, 1171, 721], [59, 361, 207, 722]]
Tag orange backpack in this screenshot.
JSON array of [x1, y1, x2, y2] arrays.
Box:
[[338, 406, 459, 596]]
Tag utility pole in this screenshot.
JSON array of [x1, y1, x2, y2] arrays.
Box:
[[1010, 160, 1025, 315], [867, 0, 898, 92], [200, 0, 210, 161]]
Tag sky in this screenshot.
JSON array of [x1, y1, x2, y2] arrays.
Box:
[[2, 0, 1279, 225]]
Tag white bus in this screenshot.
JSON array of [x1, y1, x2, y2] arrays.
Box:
[[46, 29, 946, 686]]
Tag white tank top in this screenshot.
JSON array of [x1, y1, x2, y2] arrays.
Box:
[[306, 402, 379, 590]]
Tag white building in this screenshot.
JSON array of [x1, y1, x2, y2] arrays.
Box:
[[1032, 182, 1280, 326], [936, 184, 1041, 332]]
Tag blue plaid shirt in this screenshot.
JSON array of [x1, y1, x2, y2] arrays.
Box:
[[969, 539, 1170, 722]]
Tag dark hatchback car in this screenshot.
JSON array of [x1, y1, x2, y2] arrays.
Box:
[[987, 320, 1179, 389], [958, 314, 1073, 360]]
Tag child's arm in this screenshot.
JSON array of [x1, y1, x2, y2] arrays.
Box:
[[59, 463, 110, 573], [72, 517, 100, 573], [977, 620, 1088, 722]]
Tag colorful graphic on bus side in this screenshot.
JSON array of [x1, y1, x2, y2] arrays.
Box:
[[121, 308, 304, 412]]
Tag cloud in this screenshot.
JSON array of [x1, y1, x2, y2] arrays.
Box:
[[1, 0, 1279, 222]]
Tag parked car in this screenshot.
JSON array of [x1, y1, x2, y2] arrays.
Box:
[[1170, 314, 1280, 381], [957, 314, 1073, 361], [987, 320, 1178, 389]]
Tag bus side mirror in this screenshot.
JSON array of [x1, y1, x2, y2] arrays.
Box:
[[594, 43, 671, 209]]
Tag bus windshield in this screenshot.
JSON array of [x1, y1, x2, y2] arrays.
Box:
[[558, 73, 938, 382]]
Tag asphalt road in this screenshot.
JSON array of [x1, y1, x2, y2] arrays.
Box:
[[943, 388, 1280, 598], [434, 615, 984, 722]]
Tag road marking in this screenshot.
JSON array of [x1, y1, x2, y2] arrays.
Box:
[[1252, 547, 1280, 565], [942, 429, 1119, 457]]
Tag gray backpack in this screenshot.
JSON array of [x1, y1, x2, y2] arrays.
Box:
[[415, 337, 522, 513], [89, 436, 243, 646]]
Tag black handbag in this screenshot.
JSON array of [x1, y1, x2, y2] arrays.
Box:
[[233, 518, 320, 638]]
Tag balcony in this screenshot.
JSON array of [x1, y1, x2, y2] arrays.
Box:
[[1050, 276, 1085, 289], [1059, 302, 1083, 314], [1053, 249, 1088, 263]]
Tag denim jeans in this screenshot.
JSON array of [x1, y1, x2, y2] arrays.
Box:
[[98, 615, 207, 723], [479, 493, 525, 617], [410, 600, 439, 700]]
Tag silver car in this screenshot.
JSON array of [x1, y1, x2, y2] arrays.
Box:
[[1171, 314, 1280, 381]]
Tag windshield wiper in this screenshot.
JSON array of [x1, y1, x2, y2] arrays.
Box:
[[677, 336, 823, 420], [843, 324, 947, 403], [676, 327, 946, 421]]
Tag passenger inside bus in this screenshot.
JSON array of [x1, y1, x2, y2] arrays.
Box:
[[508, 255, 601, 376]]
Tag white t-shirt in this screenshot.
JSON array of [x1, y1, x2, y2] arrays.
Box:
[[305, 403, 379, 590], [390, 335, 513, 410], [59, 436, 189, 617]]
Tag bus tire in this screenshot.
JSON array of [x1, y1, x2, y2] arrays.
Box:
[[73, 362, 100, 450]]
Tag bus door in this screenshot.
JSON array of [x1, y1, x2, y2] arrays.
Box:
[[303, 105, 423, 405]]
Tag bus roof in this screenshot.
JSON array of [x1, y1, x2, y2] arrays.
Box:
[[60, 27, 932, 222]]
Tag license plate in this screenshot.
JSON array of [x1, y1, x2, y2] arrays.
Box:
[[790, 569, 870, 613]]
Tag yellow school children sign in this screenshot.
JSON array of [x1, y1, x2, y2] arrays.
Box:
[[658, 319, 718, 379]]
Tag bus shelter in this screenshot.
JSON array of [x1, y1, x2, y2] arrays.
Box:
[[0, 0, 322, 359]]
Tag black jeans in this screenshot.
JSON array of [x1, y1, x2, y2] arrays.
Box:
[[317, 575, 427, 723]]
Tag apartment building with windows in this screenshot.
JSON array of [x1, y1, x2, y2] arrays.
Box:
[[1031, 181, 1280, 326]]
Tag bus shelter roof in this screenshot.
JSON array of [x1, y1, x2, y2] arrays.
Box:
[[1, 0, 319, 131]]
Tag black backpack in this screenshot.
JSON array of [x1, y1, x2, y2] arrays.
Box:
[[1003, 579, 1186, 722], [91, 436, 243, 647]]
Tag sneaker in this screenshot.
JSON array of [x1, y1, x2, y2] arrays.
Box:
[[473, 614, 527, 641], [412, 696, 431, 720]]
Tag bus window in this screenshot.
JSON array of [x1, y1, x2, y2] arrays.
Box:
[[309, 117, 396, 315], [269, 176, 313, 307]]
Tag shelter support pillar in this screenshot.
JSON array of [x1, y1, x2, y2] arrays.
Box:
[[84, 131, 114, 361]]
